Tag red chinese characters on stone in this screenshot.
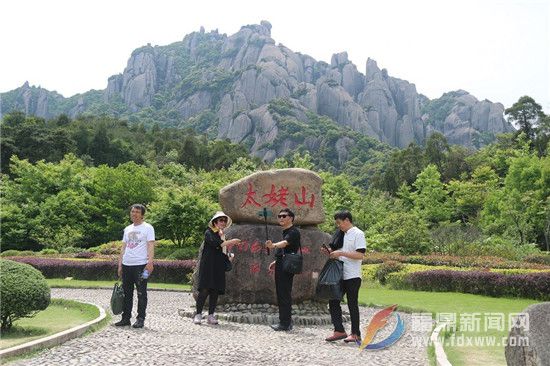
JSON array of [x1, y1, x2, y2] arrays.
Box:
[[249, 262, 261, 274], [250, 241, 263, 254], [240, 184, 316, 208], [234, 240, 250, 253], [263, 184, 289, 207], [294, 186, 315, 208], [240, 183, 261, 208]]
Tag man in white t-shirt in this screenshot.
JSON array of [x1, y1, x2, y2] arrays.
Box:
[[115, 204, 155, 329], [321, 210, 366, 344]]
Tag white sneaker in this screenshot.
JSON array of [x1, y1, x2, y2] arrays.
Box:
[[193, 314, 202, 325], [207, 314, 219, 325]]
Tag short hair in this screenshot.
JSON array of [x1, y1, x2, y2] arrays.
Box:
[[130, 204, 146, 216], [279, 208, 295, 221], [333, 210, 353, 223]]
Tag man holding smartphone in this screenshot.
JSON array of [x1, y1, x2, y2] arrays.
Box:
[[321, 210, 366, 343]]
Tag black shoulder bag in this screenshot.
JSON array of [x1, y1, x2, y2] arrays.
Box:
[[282, 240, 303, 274], [224, 252, 233, 272]]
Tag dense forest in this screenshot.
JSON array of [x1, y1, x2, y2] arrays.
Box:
[[1, 96, 549, 258]]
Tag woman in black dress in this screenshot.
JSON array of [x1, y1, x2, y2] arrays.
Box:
[[194, 211, 240, 325]]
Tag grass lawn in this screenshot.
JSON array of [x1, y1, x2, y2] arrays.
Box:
[[0, 299, 99, 350], [46, 278, 191, 291], [358, 281, 539, 366]]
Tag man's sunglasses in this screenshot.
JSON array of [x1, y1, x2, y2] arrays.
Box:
[[277, 214, 289, 219]]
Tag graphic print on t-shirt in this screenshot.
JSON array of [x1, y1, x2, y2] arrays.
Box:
[[126, 231, 143, 249]]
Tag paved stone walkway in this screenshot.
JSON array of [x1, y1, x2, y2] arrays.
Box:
[[9, 289, 429, 366]]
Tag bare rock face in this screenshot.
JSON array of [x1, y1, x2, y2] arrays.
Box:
[[121, 46, 158, 111], [219, 168, 325, 225], [1, 22, 516, 153], [505, 302, 550, 366], [192, 224, 331, 304]]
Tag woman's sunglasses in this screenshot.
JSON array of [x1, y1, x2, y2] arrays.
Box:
[[277, 214, 289, 219], [217, 218, 228, 223]]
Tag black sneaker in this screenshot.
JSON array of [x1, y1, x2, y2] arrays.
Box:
[[132, 318, 144, 328], [270, 323, 292, 331], [115, 319, 131, 326]]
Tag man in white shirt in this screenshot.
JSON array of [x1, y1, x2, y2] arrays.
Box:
[[115, 204, 155, 329], [322, 210, 366, 344]]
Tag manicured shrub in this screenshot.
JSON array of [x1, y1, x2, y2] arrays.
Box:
[[155, 246, 176, 259], [363, 252, 408, 264], [362, 264, 380, 280], [153, 260, 197, 283], [9, 257, 196, 283], [0, 259, 51, 329], [405, 270, 550, 300], [74, 251, 95, 259], [374, 261, 404, 285], [364, 253, 549, 270], [384, 264, 469, 289], [19, 250, 36, 257], [97, 241, 122, 255], [523, 253, 550, 266], [368, 263, 550, 290], [60, 247, 80, 254], [39, 248, 59, 255], [166, 247, 199, 260], [1, 250, 22, 257]]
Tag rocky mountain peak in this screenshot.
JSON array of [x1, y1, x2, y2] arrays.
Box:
[[1, 21, 515, 160]]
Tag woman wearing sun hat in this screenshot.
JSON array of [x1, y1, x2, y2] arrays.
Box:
[[194, 211, 241, 325]]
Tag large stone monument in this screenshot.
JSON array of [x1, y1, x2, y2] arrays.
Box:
[[505, 302, 550, 366], [185, 169, 342, 325], [193, 168, 331, 304]]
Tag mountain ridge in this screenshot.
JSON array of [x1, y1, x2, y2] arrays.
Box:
[[0, 21, 515, 162]]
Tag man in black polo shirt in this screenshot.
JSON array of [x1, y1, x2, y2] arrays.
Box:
[[265, 208, 300, 331]]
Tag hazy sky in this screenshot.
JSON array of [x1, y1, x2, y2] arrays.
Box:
[[1, 0, 549, 112]]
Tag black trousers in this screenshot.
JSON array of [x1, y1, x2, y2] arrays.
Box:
[[121, 264, 148, 320], [329, 277, 362, 337], [195, 288, 219, 315], [275, 257, 294, 327]]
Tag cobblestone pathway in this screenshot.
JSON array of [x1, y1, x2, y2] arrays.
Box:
[[9, 288, 429, 366]]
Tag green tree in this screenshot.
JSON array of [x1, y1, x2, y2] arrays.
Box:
[[534, 114, 550, 157], [424, 132, 449, 173], [505, 96, 544, 142], [442, 145, 472, 182], [30, 189, 91, 250], [447, 166, 498, 223], [148, 188, 217, 247], [207, 139, 250, 170], [1, 154, 90, 250], [319, 172, 362, 232], [480, 154, 548, 246], [376, 143, 425, 194], [88, 123, 110, 164], [86, 162, 156, 245], [367, 211, 431, 254], [411, 165, 451, 225]]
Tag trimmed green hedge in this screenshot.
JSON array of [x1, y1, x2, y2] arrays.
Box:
[[363, 252, 550, 270], [0, 259, 51, 329], [362, 263, 550, 295], [406, 270, 550, 300], [8, 257, 196, 284]]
